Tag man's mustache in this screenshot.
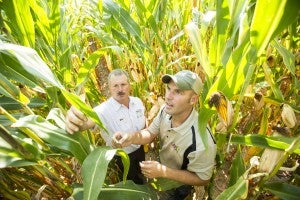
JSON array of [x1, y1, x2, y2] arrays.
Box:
[[118, 92, 125, 95]]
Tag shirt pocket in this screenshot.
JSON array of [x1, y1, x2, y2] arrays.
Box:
[[116, 115, 131, 131], [134, 108, 145, 129]]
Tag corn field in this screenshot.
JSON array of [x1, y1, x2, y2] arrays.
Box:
[[0, 0, 300, 199]]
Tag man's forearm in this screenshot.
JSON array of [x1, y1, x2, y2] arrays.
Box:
[[130, 129, 156, 145], [162, 167, 209, 186]]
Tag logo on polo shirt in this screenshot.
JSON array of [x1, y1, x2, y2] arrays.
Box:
[[136, 109, 143, 118], [171, 142, 179, 152]]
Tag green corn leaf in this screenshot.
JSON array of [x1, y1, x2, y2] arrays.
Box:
[[0, 124, 35, 161], [198, 107, 215, 150], [228, 147, 246, 187], [207, 39, 252, 99], [0, 50, 43, 93], [216, 175, 248, 200], [149, 177, 183, 191], [82, 147, 129, 200], [0, 73, 30, 105], [271, 40, 296, 74], [0, 129, 44, 168], [12, 115, 90, 163], [250, 0, 299, 56], [0, 43, 63, 89], [1, 0, 35, 47], [103, 0, 149, 51], [0, 97, 23, 110], [71, 181, 157, 200], [0, 153, 36, 168], [46, 108, 67, 130], [27, 0, 54, 46], [0, 183, 32, 200], [99, 180, 157, 199], [231, 134, 300, 154], [270, 0, 300, 39], [61, 90, 108, 133], [185, 22, 213, 77], [262, 62, 284, 101], [77, 46, 123, 87], [264, 182, 300, 200], [0, 73, 21, 99], [214, 0, 230, 70]]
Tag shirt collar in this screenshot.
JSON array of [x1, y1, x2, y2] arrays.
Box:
[[168, 109, 198, 135], [108, 96, 132, 111]]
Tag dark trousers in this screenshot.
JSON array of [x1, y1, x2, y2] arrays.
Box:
[[158, 185, 193, 200], [114, 145, 145, 184]]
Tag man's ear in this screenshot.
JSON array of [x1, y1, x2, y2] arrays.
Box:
[[190, 94, 199, 105]]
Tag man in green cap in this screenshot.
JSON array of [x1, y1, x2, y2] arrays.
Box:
[[113, 70, 217, 199]]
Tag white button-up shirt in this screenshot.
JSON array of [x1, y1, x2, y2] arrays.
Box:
[[94, 96, 146, 154]]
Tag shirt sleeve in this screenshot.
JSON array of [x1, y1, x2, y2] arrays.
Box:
[[147, 105, 165, 135], [187, 143, 217, 180]]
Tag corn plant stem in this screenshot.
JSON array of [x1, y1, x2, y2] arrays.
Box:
[[0, 106, 49, 151]]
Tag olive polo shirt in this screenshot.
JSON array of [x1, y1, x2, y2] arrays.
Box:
[[147, 106, 217, 181]]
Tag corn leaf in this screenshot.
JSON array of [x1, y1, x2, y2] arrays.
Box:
[[231, 134, 300, 154], [27, 0, 54, 46], [149, 178, 182, 191], [71, 181, 157, 200], [214, 0, 230, 70], [185, 22, 213, 77], [0, 97, 23, 110], [12, 115, 90, 163], [198, 107, 215, 149], [250, 0, 299, 56], [0, 153, 36, 168], [0, 43, 63, 89], [99, 180, 157, 199], [1, 0, 35, 47], [61, 90, 107, 133], [228, 147, 246, 187], [103, 0, 149, 51], [0, 73, 29, 105], [77, 46, 123, 87], [216, 175, 248, 200], [207, 38, 252, 99], [271, 39, 297, 76], [82, 147, 129, 200], [264, 182, 300, 200], [262, 62, 284, 101]]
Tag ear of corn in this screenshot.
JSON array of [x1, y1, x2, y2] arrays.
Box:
[[209, 91, 234, 130], [258, 148, 284, 174], [281, 104, 297, 128]]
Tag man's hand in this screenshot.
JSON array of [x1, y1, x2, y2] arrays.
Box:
[[112, 132, 132, 148], [65, 106, 94, 134], [140, 160, 166, 179], [111, 132, 123, 148]]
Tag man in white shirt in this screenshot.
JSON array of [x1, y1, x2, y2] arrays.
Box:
[[113, 70, 217, 199], [65, 69, 146, 184]]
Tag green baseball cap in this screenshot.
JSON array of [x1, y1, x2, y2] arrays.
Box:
[[162, 70, 203, 95]]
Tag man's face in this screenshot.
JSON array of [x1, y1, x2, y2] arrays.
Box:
[[164, 81, 196, 116], [109, 74, 131, 103]]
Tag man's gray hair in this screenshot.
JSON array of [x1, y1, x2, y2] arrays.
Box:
[[108, 69, 130, 84]]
